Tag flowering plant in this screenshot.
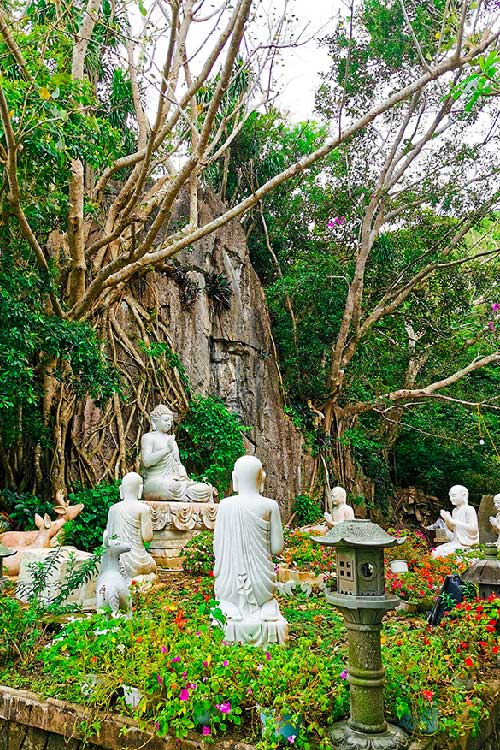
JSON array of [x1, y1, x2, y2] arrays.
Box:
[[276, 530, 336, 575]]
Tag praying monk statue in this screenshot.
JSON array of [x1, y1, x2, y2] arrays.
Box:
[[105, 471, 156, 582], [141, 404, 214, 503], [431, 484, 479, 559], [213, 455, 288, 646]]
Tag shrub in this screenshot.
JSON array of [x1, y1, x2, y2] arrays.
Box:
[[62, 482, 119, 551], [292, 494, 322, 525], [180, 531, 215, 577], [1, 488, 53, 530], [177, 395, 247, 495]]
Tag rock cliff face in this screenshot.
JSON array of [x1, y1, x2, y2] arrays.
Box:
[[73, 194, 305, 515], [148, 196, 305, 513]]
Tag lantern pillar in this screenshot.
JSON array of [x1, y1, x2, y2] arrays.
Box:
[[314, 520, 410, 750]]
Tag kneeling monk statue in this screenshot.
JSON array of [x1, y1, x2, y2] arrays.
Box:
[[213, 455, 288, 646]]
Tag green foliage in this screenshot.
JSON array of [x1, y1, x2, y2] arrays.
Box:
[[0, 251, 120, 451], [1, 488, 53, 528], [177, 396, 247, 494], [180, 531, 215, 577], [205, 272, 232, 313], [292, 494, 322, 525], [63, 482, 119, 551]]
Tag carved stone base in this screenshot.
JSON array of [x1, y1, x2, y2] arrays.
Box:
[[330, 723, 410, 750], [144, 501, 217, 565]]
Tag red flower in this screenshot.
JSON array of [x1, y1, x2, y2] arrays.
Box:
[[174, 610, 187, 630], [492, 645, 499, 655], [422, 690, 434, 701], [464, 656, 474, 668]]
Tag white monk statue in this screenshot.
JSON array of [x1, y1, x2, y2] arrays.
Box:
[[141, 404, 214, 502], [213, 455, 288, 646], [324, 486, 355, 528], [105, 472, 156, 582], [431, 485, 479, 559], [489, 493, 500, 550]]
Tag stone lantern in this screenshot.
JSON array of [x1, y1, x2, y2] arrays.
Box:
[[463, 543, 500, 599], [314, 519, 409, 750], [0, 543, 15, 582]]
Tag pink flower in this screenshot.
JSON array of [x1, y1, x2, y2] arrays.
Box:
[[155, 721, 160, 731], [216, 701, 231, 714], [202, 726, 211, 736], [327, 216, 345, 229], [203, 661, 209, 667], [161, 646, 167, 654], [182, 671, 187, 677], [156, 674, 163, 685], [491, 303, 500, 312], [265, 652, 271, 661], [180, 689, 190, 701], [288, 736, 296, 744], [340, 670, 349, 680], [488, 321, 496, 331], [196, 631, 202, 637], [171, 655, 180, 663], [223, 660, 228, 666]]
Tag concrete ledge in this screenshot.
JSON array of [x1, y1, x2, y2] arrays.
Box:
[[0, 685, 253, 750]]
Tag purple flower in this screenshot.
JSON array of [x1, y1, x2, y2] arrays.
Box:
[[180, 688, 190, 701], [196, 631, 202, 637], [155, 722, 160, 731], [340, 670, 349, 680], [492, 303, 500, 312], [187, 682, 197, 690], [202, 726, 211, 736], [171, 655, 180, 663], [488, 321, 496, 331], [161, 646, 167, 654], [215, 701, 231, 714], [223, 660, 228, 666], [265, 652, 271, 661], [288, 736, 296, 744], [203, 661, 209, 667], [156, 674, 163, 685]]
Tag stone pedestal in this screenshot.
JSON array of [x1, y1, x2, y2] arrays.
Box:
[[16, 547, 97, 609], [144, 501, 218, 565], [327, 596, 410, 750]]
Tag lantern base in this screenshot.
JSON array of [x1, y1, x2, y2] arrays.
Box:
[[330, 721, 410, 750]]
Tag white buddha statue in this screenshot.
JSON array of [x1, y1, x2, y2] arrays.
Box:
[[213, 455, 288, 646], [431, 485, 479, 559], [141, 404, 214, 503], [489, 493, 500, 550], [324, 486, 355, 528], [105, 472, 156, 582]]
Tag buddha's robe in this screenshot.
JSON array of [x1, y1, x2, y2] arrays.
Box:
[[142, 438, 212, 503]]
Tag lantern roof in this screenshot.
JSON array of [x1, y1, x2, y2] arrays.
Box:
[[313, 519, 403, 548], [463, 544, 500, 585]]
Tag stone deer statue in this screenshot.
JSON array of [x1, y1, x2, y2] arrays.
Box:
[[1, 493, 84, 550], [96, 532, 132, 617], [1, 512, 71, 576]]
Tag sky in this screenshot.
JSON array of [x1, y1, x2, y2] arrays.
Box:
[[272, 0, 341, 121]]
